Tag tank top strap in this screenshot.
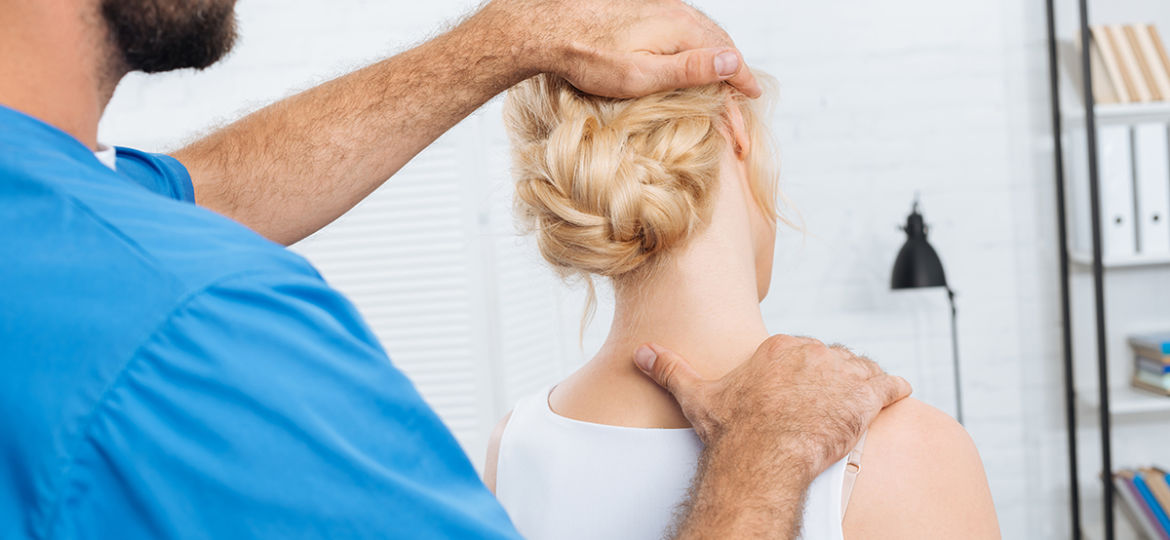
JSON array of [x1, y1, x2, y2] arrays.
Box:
[[840, 431, 868, 519]]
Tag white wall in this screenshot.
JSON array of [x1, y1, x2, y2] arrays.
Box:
[[98, 1, 1079, 538]]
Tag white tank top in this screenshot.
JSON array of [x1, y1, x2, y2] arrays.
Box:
[[495, 387, 850, 540]]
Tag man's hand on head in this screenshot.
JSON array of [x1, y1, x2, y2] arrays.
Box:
[[478, 0, 762, 98]]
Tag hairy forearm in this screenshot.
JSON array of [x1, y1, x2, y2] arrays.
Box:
[[175, 7, 535, 245], [671, 437, 812, 539]]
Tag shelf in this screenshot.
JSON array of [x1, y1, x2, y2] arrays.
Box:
[[1077, 385, 1170, 416], [1064, 102, 1170, 125], [1070, 251, 1170, 269]]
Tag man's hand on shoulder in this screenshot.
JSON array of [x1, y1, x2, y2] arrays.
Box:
[[638, 335, 912, 478], [635, 335, 913, 539], [476, 0, 762, 98]]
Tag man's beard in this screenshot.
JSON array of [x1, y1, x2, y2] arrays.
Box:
[[101, 0, 239, 73]]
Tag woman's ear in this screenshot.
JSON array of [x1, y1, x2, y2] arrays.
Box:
[[725, 98, 751, 161]]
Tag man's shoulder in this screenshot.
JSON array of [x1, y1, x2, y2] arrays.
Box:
[[0, 152, 340, 538], [103, 190, 319, 292], [52, 160, 314, 286]]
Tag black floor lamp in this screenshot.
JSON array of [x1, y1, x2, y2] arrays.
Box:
[[890, 199, 964, 425]]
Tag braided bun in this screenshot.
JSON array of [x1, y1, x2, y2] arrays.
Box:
[[504, 73, 777, 281]]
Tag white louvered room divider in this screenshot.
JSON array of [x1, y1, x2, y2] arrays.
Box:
[[291, 101, 582, 465]]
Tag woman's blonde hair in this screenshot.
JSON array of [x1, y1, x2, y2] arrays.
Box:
[[503, 72, 781, 289]]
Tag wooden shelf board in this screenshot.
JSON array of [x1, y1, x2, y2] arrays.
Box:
[[1077, 385, 1170, 416]]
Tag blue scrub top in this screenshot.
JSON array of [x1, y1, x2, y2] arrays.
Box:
[[0, 105, 521, 539]]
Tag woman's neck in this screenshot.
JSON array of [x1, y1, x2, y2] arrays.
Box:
[[599, 240, 770, 380], [550, 194, 771, 429]]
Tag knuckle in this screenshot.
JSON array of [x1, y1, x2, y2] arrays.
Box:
[[667, 7, 693, 23], [859, 356, 885, 377], [762, 334, 793, 357], [884, 375, 911, 400], [615, 67, 647, 98], [794, 335, 827, 352], [682, 52, 709, 84], [656, 358, 679, 389], [801, 341, 831, 363], [864, 382, 889, 407]]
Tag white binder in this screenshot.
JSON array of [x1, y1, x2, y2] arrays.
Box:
[[1098, 125, 1138, 259], [1132, 123, 1170, 255]]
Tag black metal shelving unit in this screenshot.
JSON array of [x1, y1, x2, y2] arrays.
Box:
[[1044, 0, 1170, 536], [1044, 0, 1113, 537]]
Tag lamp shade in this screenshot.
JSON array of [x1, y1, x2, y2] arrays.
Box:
[[891, 202, 948, 290]]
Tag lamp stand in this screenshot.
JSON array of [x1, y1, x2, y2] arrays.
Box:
[[946, 287, 964, 425]]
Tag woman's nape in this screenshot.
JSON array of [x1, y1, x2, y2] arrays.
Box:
[[547, 95, 778, 430]]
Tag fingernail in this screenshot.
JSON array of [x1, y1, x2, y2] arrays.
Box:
[[634, 346, 657, 372], [715, 51, 739, 77]]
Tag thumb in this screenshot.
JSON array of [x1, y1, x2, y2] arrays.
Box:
[[633, 343, 705, 401], [629, 48, 762, 97]]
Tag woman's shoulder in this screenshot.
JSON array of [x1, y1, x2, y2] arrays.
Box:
[[868, 397, 967, 447], [482, 387, 552, 494], [843, 398, 1001, 539]]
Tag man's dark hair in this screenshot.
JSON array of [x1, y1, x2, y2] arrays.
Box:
[[102, 0, 239, 73]]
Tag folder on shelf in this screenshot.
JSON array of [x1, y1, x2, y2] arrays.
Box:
[[1135, 25, 1170, 101], [1116, 470, 1170, 540], [1109, 24, 1153, 103], [1098, 125, 1138, 259], [1079, 31, 1123, 104], [1151, 465, 1170, 507], [1134, 472, 1170, 537], [1132, 123, 1170, 255], [1126, 25, 1164, 101], [1149, 25, 1170, 95], [1148, 468, 1170, 518], [1093, 25, 1134, 103]]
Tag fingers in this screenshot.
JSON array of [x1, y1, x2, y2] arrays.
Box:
[[723, 60, 762, 98], [676, 5, 763, 98], [633, 343, 706, 401], [844, 374, 912, 439], [624, 48, 761, 98], [871, 374, 913, 408]]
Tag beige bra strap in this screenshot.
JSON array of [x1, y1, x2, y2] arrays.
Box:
[[840, 431, 868, 520]]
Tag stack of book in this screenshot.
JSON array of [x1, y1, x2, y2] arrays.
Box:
[[1083, 24, 1170, 105], [1115, 467, 1170, 539], [1131, 333, 1170, 396]]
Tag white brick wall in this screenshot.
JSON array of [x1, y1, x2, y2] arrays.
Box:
[[95, 1, 1128, 537]]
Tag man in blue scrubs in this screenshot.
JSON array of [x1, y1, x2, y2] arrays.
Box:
[[0, 0, 911, 537]]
